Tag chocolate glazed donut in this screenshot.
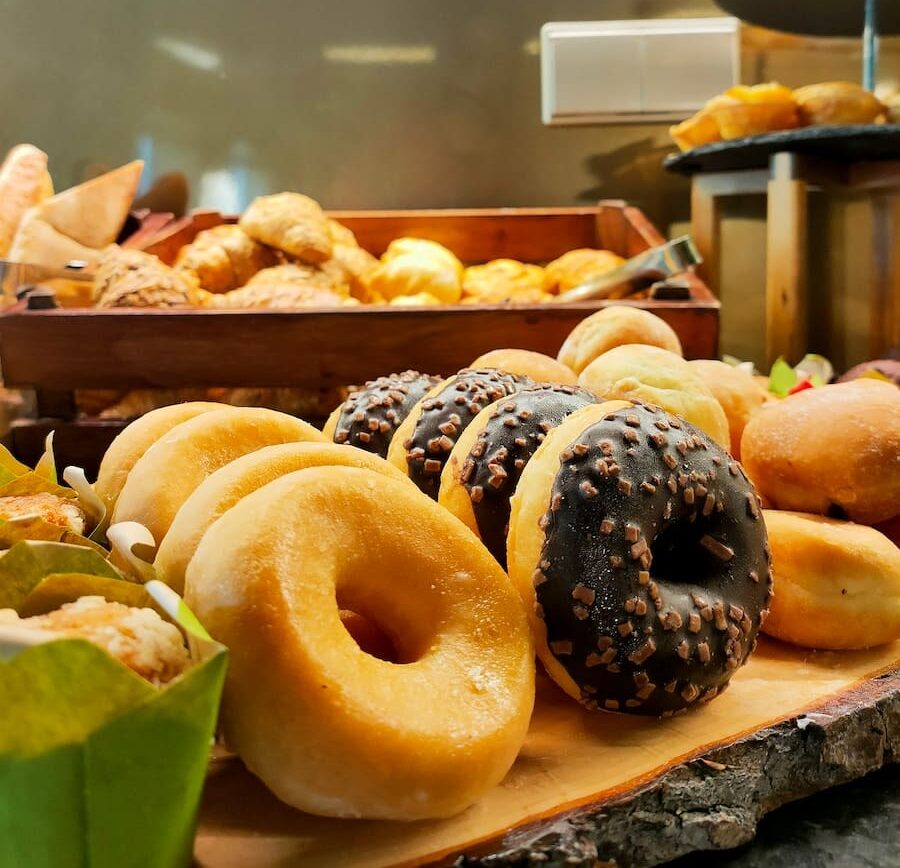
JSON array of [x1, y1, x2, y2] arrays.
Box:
[[324, 371, 441, 459], [461, 385, 597, 568], [400, 369, 529, 498], [534, 403, 772, 716]]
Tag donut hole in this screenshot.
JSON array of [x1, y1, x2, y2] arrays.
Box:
[[335, 584, 431, 665], [650, 515, 729, 585], [338, 609, 399, 663]]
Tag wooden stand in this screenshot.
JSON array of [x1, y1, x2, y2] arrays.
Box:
[[691, 152, 900, 366], [194, 638, 900, 868]]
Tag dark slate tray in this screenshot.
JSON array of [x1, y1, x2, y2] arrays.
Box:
[[664, 125, 900, 176]]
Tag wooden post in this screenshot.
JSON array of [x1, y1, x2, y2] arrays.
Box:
[[766, 153, 808, 366], [870, 192, 900, 358]]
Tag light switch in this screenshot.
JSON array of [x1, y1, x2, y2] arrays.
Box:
[[541, 18, 739, 125]]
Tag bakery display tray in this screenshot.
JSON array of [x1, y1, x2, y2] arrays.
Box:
[[664, 125, 900, 175], [195, 638, 900, 867]]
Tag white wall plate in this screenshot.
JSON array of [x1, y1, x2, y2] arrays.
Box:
[[541, 18, 739, 126]]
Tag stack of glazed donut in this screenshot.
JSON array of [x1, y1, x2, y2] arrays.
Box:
[[92, 303, 900, 823]]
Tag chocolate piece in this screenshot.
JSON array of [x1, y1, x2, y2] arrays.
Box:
[[406, 369, 528, 498], [534, 403, 770, 716], [461, 384, 596, 567], [329, 370, 441, 458]]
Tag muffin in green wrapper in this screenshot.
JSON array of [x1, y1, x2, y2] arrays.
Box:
[[0, 544, 227, 868]]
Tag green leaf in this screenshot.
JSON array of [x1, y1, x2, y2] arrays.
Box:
[[33, 433, 58, 485], [0, 637, 227, 868], [0, 516, 106, 554], [0, 541, 122, 611], [0, 472, 77, 500], [18, 574, 156, 618], [768, 357, 797, 397], [0, 443, 32, 488]]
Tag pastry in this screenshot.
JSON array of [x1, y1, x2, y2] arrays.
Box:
[[470, 348, 578, 385], [388, 292, 441, 306], [29, 161, 142, 249], [365, 237, 463, 304], [689, 359, 765, 458], [239, 192, 333, 264], [838, 358, 900, 387], [462, 259, 548, 302], [0, 596, 189, 685], [92, 247, 205, 308], [185, 465, 534, 819], [209, 264, 356, 309], [386, 369, 528, 498], [557, 306, 683, 375], [508, 401, 771, 715], [670, 83, 798, 151], [577, 344, 730, 449], [10, 211, 101, 270], [111, 406, 326, 548], [326, 218, 359, 248], [323, 370, 442, 459], [329, 243, 379, 301], [155, 441, 411, 593], [544, 249, 625, 294], [793, 82, 884, 126], [0, 144, 53, 257], [740, 379, 900, 525], [761, 510, 900, 650], [439, 384, 597, 567], [0, 492, 85, 536], [174, 224, 279, 293], [93, 402, 222, 512]]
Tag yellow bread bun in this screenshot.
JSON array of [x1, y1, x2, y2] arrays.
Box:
[[366, 237, 463, 304], [462, 259, 547, 301], [507, 402, 630, 699], [156, 442, 410, 593], [689, 359, 765, 458], [761, 510, 900, 649], [185, 465, 535, 819], [740, 380, 900, 525], [577, 345, 730, 449], [794, 81, 884, 126], [94, 402, 223, 512], [112, 407, 325, 547], [544, 249, 625, 294], [557, 306, 683, 374], [470, 349, 578, 385]]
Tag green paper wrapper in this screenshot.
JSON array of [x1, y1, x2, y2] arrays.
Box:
[[0, 579, 227, 868]]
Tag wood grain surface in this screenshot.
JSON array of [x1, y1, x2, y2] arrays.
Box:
[[194, 638, 900, 868]]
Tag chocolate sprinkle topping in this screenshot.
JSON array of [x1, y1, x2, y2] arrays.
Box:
[[461, 384, 596, 566], [533, 402, 770, 716], [405, 369, 528, 498], [330, 370, 441, 458]]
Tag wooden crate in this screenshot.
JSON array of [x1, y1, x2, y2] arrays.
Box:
[[0, 201, 719, 472]]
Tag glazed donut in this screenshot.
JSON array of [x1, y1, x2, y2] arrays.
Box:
[[94, 402, 222, 511], [439, 384, 598, 567], [112, 406, 325, 548], [741, 380, 900, 525], [689, 359, 765, 458], [386, 368, 528, 498], [470, 349, 578, 385], [508, 401, 771, 716], [322, 370, 441, 459], [155, 441, 411, 593], [557, 305, 682, 374], [185, 465, 535, 820], [762, 510, 900, 650], [578, 344, 731, 450]]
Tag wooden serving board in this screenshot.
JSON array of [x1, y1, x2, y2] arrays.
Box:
[[194, 638, 900, 868]]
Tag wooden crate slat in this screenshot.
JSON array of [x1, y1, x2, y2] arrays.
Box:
[[0, 300, 718, 391]]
